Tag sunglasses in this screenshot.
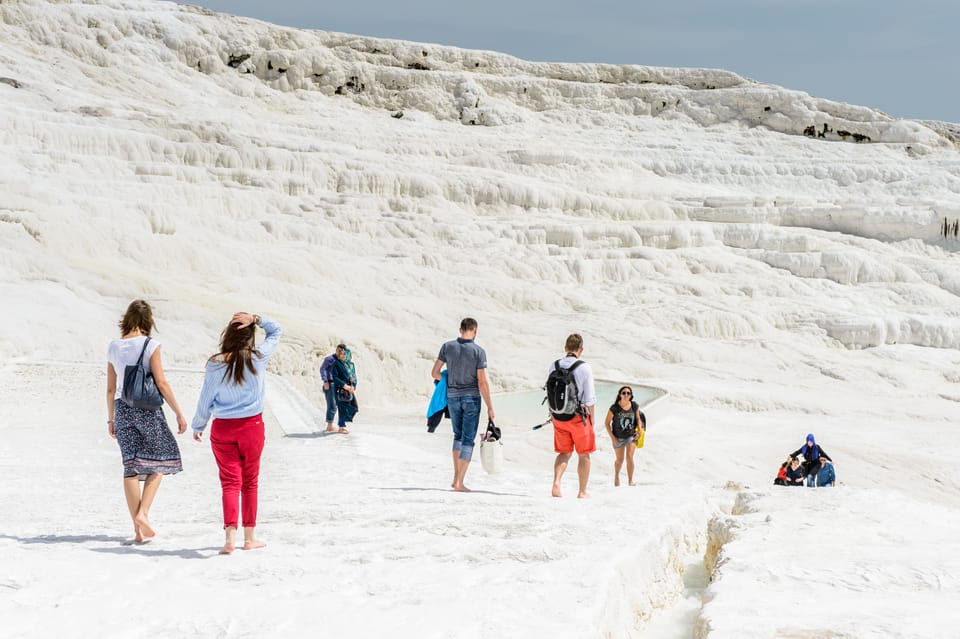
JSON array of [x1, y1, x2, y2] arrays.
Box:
[[620, 391, 633, 396]]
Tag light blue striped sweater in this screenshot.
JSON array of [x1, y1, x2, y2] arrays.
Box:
[[191, 317, 282, 433]]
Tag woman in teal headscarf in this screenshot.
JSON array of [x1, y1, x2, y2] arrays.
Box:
[[331, 345, 358, 433]]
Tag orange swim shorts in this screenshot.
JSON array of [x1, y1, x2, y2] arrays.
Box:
[[552, 413, 596, 454]]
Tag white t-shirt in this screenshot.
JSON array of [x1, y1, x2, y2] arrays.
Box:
[[108, 336, 161, 400]]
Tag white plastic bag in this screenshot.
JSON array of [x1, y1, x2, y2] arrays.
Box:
[[479, 437, 503, 474]]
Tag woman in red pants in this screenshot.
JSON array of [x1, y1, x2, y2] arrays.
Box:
[[192, 312, 282, 555]]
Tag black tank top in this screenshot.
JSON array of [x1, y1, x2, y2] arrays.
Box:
[[609, 401, 638, 437]]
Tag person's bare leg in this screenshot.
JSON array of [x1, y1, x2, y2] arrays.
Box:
[[552, 453, 571, 497], [242, 527, 266, 550], [451, 450, 459, 488], [220, 526, 237, 555], [576, 453, 591, 498], [626, 445, 636, 486], [122, 476, 143, 541], [453, 457, 471, 492], [614, 447, 625, 487], [134, 473, 162, 540]]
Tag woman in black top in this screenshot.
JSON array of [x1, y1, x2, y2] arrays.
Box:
[[604, 386, 646, 487]]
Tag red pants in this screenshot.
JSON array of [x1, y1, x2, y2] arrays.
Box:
[[210, 414, 265, 529]]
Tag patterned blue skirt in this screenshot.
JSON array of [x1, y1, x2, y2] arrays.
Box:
[[114, 399, 183, 479]]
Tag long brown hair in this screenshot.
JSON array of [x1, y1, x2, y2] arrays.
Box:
[[214, 321, 261, 385], [119, 299, 155, 336]]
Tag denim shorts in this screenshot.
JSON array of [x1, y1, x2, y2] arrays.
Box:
[[448, 395, 481, 461]]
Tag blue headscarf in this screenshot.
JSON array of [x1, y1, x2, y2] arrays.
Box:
[[801, 433, 819, 460]]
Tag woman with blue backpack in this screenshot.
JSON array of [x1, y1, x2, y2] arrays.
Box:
[[604, 386, 646, 487]]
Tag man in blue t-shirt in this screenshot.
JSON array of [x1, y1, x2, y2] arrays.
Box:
[[431, 318, 495, 492]]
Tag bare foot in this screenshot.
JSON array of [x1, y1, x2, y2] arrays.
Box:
[[551, 485, 562, 498], [338, 428, 350, 434], [614, 476, 621, 487], [134, 513, 156, 540], [219, 543, 235, 555], [628, 481, 636, 486], [242, 540, 267, 550], [123, 537, 150, 546], [577, 492, 590, 499], [325, 425, 337, 432], [452, 484, 471, 493]]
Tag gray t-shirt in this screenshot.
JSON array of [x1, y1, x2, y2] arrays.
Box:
[[438, 338, 487, 399]]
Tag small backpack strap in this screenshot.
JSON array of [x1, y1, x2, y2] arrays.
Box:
[[136, 337, 151, 365]]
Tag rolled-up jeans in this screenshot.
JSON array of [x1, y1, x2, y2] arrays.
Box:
[[448, 395, 481, 461], [323, 384, 337, 422]]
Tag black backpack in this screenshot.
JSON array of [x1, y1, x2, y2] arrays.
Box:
[[544, 359, 585, 420]]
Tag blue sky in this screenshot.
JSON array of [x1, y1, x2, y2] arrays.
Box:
[[193, 1, 957, 123]]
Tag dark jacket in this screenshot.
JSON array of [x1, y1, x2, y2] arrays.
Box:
[[790, 444, 832, 476], [320, 353, 338, 383], [332, 358, 352, 390], [785, 464, 805, 486], [332, 358, 358, 422]]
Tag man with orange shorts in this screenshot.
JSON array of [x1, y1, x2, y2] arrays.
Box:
[[546, 333, 596, 498]]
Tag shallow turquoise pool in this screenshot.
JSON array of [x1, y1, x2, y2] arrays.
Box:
[[493, 381, 664, 430]]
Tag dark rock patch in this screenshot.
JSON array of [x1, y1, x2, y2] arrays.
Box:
[[335, 76, 365, 95], [228, 53, 251, 68]]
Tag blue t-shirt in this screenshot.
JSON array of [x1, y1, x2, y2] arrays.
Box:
[[437, 338, 487, 399]]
